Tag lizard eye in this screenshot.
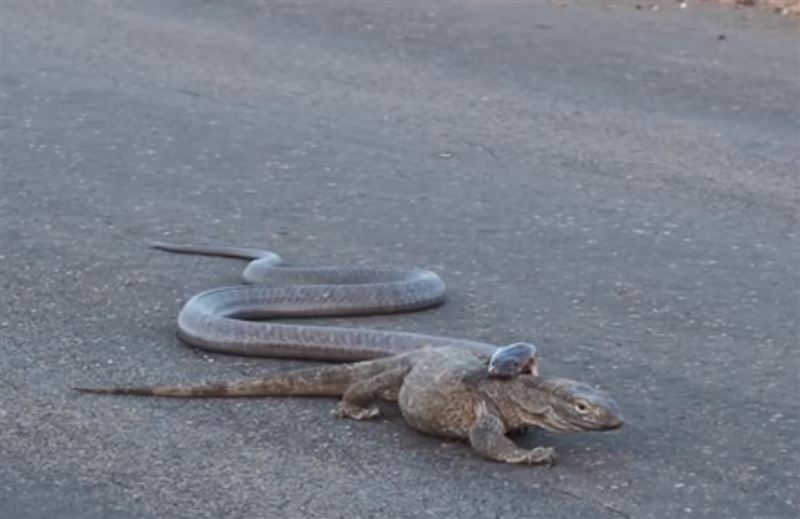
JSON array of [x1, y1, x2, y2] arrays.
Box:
[[575, 401, 589, 413]]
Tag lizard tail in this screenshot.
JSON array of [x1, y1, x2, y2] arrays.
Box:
[[72, 364, 360, 398]]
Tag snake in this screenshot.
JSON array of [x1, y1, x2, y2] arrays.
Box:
[[151, 242, 504, 362]]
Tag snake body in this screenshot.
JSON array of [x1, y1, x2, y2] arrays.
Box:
[[152, 242, 498, 362]]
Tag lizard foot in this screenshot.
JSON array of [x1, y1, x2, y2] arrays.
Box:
[[508, 446, 558, 466], [333, 402, 381, 420]]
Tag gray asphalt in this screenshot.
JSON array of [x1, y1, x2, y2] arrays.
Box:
[[1, 1, 798, 518]]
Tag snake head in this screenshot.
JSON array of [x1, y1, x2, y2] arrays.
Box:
[[488, 342, 539, 378]]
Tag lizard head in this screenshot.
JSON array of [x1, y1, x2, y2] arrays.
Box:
[[506, 376, 623, 433]]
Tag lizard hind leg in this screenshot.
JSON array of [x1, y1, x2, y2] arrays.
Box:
[[333, 366, 410, 421]]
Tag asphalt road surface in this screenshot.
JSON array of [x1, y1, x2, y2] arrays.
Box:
[[1, 1, 798, 518]]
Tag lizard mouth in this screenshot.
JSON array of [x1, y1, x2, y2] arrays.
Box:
[[512, 401, 569, 432], [514, 403, 584, 433]]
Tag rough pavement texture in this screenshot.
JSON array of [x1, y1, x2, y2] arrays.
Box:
[[714, 0, 800, 16], [1, 1, 798, 518]]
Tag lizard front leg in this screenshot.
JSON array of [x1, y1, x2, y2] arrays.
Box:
[[334, 366, 410, 421], [468, 401, 557, 465]]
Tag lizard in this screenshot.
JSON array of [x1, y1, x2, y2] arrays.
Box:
[[75, 347, 623, 465]]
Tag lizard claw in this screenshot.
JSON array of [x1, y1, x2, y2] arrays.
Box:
[[524, 446, 558, 466], [333, 402, 381, 420], [501, 446, 558, 465]]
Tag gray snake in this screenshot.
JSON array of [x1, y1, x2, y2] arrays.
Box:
[[152, 242, 499, 362]]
